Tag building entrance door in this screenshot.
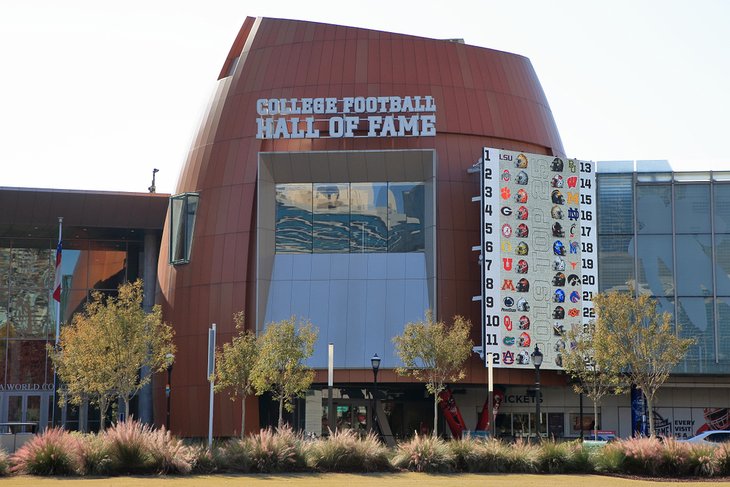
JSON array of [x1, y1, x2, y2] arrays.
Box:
[[322, 399, 372, 437], [0, 392, 50, 432]]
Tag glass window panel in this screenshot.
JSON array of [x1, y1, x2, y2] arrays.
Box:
[[313, 183, 350, 253], [10, 247, 53, 290], [714, 184, 730, 234], [636, 184, 672, 234], [675, 235, 713, 296], [598, 235, 634, 292], [350, 183, 388, 253], [7, 396, 22, 422], [597, 175, 634, 235], [169, 193, 200, 263], [676, 297, 714, 373], [637, 235, 674, 296], [276, 184, 313, 253], [715, 234, 730, 296], [26, 395, 41, 423], [9, 290, 52, 338], [716, 297, 730, 363], [87, 246, 127, 290], [388, 183, 425, 252], [674, 184, 711, 234], [5, 340, 51, 385], [59, 240, 89, 290], [0, 246, 9, 282]]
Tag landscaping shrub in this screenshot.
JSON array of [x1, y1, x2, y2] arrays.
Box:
[[307, 429, 390, 472], [190, 444, 220, 474], [77, 434, 113, 476], [537, 440, 575, 474], [392, 434, 454, 473], [11, 427, 79, 476], [448, 438, 509, 473], [566, 441, 593, 473], [504, 439, 539, 473], [0, 448, 10, 476], [103, 420, 154, 474], [248, 426, 306, 473], [592, 441, 625, 473], [219, 438, 253, 472], [686, 443, 717, 477], [715, 443, 730, 477], [146, 427, 194, 474], [619, 437, 664, 476], [657, 438, 692, 477]]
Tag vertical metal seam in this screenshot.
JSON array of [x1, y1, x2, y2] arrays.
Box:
[[710, 174, 719, 364]]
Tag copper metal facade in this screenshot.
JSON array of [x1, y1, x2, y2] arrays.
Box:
[[156, 17, 566, 436]]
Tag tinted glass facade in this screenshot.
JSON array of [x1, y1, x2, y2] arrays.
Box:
[[597, 167, 730, 373], [0, 237, 141, 430]]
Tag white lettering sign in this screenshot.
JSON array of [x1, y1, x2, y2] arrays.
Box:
[[255, 96, 436, 139]]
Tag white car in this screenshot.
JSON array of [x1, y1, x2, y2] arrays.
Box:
[[683, 431, 730, 445]]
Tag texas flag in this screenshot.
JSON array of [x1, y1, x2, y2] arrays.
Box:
[[52, 239, 62, 303]]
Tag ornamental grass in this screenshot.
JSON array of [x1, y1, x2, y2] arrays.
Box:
[[10, 427, 80, 476], [391, 434, 455, 473], [306, 429, 391, 472], [247, 426, 307, 473]]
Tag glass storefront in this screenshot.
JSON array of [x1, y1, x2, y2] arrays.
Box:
[[597, 171, 730, 373], [0, 237, 138, 430]]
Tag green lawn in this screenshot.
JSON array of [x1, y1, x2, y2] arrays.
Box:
[[2, 474, 730, 487]]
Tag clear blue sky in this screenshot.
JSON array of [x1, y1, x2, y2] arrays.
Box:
[[2, 0, 728, 194]]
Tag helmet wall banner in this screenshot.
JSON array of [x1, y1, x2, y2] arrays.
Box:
[[481, 148, 598, 370]]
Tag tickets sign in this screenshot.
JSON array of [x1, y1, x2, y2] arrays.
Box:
[[480, 148, 597, 370]]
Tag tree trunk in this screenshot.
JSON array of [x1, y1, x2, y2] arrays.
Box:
[[647, 394, 655, 437], [278, 397, 284, 428], [99, 397, 108, 431], [124, 397, 130, 422], [593, 399, 599, 441], [433, 393, 438, 437], [241, 395, 247, 438]]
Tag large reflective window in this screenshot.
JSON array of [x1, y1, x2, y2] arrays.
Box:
[[598, 175, 633, 235], [677, 297, 714, 372], [716, 297, 730, 363], [5, 340, 51, 385], [9, 291, 51, 338], [350, 183, 388, 253], [637, 235, 674, 296], [388, 183, 425, 252], [313, 184, 349, 253], [714, 184, 730, 234], [60, 240, 87, 290], [88, 242, 127, 290], [674, 184, 711, 234], [715, 233, 730, 296], [10, 247, 53, 291], [276, 184, 313, 253], [598, 235, 634, 292], [637, 185, 672, 234], [676, 235, 713, 296]]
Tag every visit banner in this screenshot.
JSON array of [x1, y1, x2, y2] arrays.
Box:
[[481, 148, 598, 370]]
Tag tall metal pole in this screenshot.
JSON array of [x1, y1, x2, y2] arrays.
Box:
[[207, 323, 217, 448], [373, 367, 379, 432], [535, 367, 542, 440], [579, 392, 584, 440], [52, 216, 63, 428], [487, 352, 494, 437], [327, 343, 334, 435]]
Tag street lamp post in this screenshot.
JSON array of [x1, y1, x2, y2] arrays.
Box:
[[370, 354, 381, 433], [531, 345, 543, 440], [165, 352, 175, 431]]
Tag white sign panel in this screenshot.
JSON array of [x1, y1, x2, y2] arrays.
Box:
[[481, 148, 598, 370]]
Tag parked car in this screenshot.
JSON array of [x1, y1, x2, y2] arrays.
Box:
[[682, 431, 730, 445]]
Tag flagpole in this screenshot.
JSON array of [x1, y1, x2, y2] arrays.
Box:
[[52, 217, 63, 428]]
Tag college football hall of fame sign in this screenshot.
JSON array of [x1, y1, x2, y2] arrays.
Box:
[[480, 148, 598, 370]]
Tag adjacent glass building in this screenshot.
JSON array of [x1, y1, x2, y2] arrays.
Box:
[[597, 161, 730, 373]]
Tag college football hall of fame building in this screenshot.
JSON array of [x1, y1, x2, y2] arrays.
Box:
[[481, 148, 598, 370]]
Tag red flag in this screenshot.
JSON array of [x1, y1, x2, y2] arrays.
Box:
[[53, 240, 62, 302]]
